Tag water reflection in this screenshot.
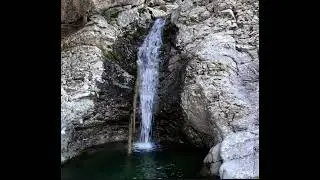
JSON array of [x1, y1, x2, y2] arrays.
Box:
[[61, 143, 210, 180], [137, 154, 160, 179]]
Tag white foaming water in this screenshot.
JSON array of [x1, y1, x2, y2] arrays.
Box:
[[134, 18, 166, 151], [133, 142, 154, 151]]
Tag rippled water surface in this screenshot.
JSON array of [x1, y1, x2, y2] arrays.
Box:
[[61, 142, 219, 180]]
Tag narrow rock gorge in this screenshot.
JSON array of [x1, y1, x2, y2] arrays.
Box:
[[61, 0, 259, 179]]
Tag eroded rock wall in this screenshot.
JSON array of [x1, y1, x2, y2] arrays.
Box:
[[170, 0, 259, 178], [61, 15, 133, 163]]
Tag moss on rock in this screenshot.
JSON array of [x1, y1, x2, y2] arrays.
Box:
[[103, 20, 152, 76]]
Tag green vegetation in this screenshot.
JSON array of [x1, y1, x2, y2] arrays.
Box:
[[103, 50, 121, 63]]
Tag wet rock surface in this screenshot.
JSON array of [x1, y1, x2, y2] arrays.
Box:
[[61, 0, 259, 178]]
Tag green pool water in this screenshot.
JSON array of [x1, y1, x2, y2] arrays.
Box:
[[61, 142, 219, 180]]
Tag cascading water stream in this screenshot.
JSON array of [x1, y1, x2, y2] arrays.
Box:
[[133, 18, 166, 151]]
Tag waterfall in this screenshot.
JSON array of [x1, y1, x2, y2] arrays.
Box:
[[134, 18, 166, 150]]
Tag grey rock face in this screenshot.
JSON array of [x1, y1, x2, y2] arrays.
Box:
[[91, 0, 145, 12], [117, 8, 140, 27], [147, 0, 166, 6], [61, 16, 134, 163], [147, 7, 168, 18], [62, 15, 119, 52], [61, 11, 184, 163], [220, 152, 259, 179], [181, 30, 258, 146], [210, 161, 222, 175], [173, 0, 259, 143], [170, 0, 259, 178], [115, 2, 177, 28], [203, 143, 222, 175], [204, 143, 222, 164], [61, 0, 179, 39], [61, 2, 259, 180], [61, 0, 145, 24], [219, 130, 259, 178], [220, 130, 259, 161], [61, 0, 92, 24], [163, 4, 179, 14]]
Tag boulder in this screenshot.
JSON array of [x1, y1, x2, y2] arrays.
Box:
[[204, 143, 222, 164], [219, 153, 259, 179], [117, 8, 140, 27], [203, 143, 222, 175], [146, 0, 166, 6], [147, 7, 168, 18], [220, 130, 259, 161], [210, 161, 222, 175]]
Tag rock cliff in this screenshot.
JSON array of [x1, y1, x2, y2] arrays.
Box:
[[61, 0, 259, 178]]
